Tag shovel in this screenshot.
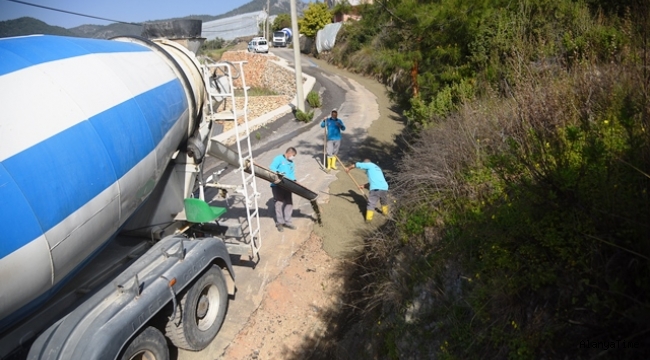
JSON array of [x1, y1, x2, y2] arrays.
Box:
[[335, 155, 368, 200]]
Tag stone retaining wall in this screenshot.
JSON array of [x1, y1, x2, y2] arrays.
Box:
[[220, 51, 297, 96], [217, 95, 293, 133], [211, 51, 299, 134]]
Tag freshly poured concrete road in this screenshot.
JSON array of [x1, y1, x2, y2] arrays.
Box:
[[177, 49, 380, 359]]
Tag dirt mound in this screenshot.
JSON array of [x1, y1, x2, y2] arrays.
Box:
[[222, 233, 343, 360]]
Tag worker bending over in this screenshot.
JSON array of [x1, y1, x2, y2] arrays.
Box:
[[345, 159, 389, 222]]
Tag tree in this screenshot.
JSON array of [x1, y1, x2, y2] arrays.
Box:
[[298, 2, 332, 38], [272, 13, 292, 32], [331, 0, 353, 17]]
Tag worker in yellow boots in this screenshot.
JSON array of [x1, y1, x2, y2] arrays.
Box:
[[320, 109, 346, 170], [345, 159, 389, 222]]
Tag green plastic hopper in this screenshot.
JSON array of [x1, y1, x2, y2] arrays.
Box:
[[183, 198, 227, 223]]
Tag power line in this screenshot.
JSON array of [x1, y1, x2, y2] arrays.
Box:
[[6, 0, 142, 26]]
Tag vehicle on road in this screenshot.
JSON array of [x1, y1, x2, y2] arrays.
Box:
[[247, 38, 269, 53], [272, 28, 292, 47]]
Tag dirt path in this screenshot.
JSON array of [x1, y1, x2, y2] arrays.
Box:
[[220, 58, 403, 359]]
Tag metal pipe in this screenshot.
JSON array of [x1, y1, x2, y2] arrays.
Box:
[[207, 140, 322, 224]]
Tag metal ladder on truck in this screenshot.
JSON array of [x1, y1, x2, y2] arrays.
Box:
[[202, 60, 262, 261]]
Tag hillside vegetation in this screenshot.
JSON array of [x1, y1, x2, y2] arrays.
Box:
[[311, 0, 650, 359], [0, 17, 76, 38], [68, 23, 142, 39], [213, 0, 305, 19]]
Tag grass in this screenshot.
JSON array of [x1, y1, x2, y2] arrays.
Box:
[[234, 87, 279, 97], [201, 46, 234, 60]]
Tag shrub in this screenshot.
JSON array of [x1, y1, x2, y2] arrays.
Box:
[[298, 2, 332, 38], [306, 91, 321, 108], [361, 63, 650, 359], [295, 108, 314, 122], [404, 79, 475, 128]]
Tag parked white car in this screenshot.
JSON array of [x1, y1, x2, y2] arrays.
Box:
[[247, 38, 269, 53]]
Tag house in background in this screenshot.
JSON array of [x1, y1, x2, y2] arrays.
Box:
[[326, 0, 374, 5], [326, 0, 374, 23]]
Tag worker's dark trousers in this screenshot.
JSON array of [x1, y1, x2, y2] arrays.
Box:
[[326, 140, 341, 156], [272, 186, 294, 225], [367, 189, 388, 210]]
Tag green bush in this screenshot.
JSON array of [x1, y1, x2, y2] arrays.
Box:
[[306, 91, 322, 108], [404, 79, 475, 128], [295, 108, 314, 122], [390, 64, 648, 359], [298, 2, 332, 38]]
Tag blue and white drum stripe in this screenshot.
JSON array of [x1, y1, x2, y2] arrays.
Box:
[[0, 34, 150, 77], [0, 35, 190, 329]]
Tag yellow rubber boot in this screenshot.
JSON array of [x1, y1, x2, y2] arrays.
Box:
[[365, 210, 374, 222], [331, 156, 338, 170], [326, 157, 332, 169], [382, 205, 389, 215]]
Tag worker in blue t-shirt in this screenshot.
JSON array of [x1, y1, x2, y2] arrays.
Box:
[[320, 108, 346, 170], [345, 159, 389, 222], [270, 147, 298, 232]]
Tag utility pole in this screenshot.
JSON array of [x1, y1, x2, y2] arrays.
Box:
[[266, 0, 271, 41], [290, 0, 304, 111], [262, 6, 267, 38]]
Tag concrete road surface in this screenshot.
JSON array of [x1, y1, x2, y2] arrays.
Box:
[[176, 48, 379, 359]]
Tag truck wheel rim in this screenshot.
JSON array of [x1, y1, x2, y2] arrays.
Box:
[[196, 284, 220, 331], [129, 350, 155, 360]]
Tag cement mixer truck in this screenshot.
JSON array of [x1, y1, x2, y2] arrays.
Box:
[[272, 28, 292, 47], [0, 20, 319, 360]]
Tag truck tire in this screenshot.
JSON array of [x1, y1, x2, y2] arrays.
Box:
[[121, 326, 169, 360], [165, 265, 228, 350]]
